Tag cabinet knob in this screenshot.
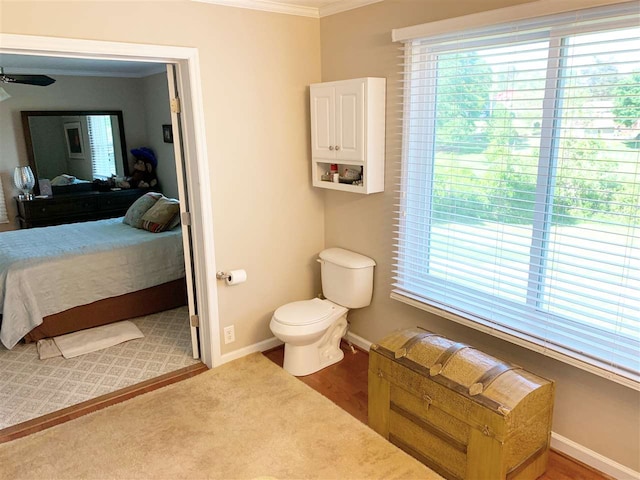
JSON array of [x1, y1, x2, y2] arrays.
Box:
[[335, 146, 340, 151], [329, 146, 334, 151]]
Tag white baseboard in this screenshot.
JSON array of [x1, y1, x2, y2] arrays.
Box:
[[219, 336, 283, 365], [345, 331, 372, 351], [551, 433, 639, 480], [221, 334, 639, 479], [219, 333, 370, 365], [218, 333, 368, 365]]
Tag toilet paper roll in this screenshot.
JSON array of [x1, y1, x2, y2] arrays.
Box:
[[225, 269, 247, 286]]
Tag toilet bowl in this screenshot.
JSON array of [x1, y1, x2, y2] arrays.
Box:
[[270, 298, 348, 376]]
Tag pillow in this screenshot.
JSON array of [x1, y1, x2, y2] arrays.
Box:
[[123, 192, 163, 228], [141, 196, 180, 233]]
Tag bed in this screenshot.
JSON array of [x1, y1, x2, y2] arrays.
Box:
[[0, 217, 186, 349]]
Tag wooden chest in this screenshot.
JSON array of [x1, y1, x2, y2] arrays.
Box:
[[369, 328, 555, 480]]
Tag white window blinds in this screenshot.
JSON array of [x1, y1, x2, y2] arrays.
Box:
[[0, 179, 8, 224], [87, 115, 116, 180], [394, 3, 640, 388]]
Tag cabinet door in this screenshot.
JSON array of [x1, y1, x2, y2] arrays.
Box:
[[335, 81, 365, 162], [310, 85, 336, 159]]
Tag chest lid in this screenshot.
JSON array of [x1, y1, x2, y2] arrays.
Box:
[[371, 328, 554, 417]]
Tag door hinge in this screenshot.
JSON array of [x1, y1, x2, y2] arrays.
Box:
[[190, 314, 199, 327], [181, 211, 191, 226], [170, 97, 181, 113]]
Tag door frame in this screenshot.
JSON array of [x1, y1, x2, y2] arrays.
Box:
[[0, 33, 222, 368]]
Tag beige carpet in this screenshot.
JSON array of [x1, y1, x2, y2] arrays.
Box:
[[0, 353, 440, 480]]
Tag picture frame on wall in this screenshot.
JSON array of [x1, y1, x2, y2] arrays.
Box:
[[64, 122, 84, 159], [162, 124, 173, 143]]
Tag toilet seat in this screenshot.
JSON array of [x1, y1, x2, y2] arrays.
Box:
[[273, 298, 339, 326]]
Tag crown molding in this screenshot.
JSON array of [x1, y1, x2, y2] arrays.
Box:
[[319, 0, 383, 17], [191, 0, 383, 18], [192, 0, 319, 17]]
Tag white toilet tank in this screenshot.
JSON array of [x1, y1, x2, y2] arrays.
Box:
[[319, 248, 376, 308]]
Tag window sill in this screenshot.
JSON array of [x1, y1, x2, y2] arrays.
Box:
[[390, 290, 639, 391]]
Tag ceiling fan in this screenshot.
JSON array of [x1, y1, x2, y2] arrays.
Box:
[[0, 67, 56, 86]]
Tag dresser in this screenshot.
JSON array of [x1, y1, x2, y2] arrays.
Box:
[[16, 189, 147, 229]]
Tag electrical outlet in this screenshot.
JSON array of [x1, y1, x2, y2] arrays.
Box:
[[223, 325, 235, 344]]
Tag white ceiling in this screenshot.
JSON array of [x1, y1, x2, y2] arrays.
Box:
[[0, 54, 167, 78]]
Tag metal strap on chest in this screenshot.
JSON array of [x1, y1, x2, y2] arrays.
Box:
[[393, 332, 441, 359], [429, 342, 470, 376], [469, 362, 520, 396]]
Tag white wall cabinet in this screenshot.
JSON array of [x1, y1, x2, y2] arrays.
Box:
[[310, 77, 385, 194]]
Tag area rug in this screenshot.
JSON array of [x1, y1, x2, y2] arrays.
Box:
[[0, 353, 440, 479]]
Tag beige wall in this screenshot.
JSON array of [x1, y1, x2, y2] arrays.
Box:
[[320, 0, 640, 471], [0, 1, 324, 354]]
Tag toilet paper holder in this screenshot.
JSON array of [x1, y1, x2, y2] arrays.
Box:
[[216, 271, 231, 281], [216, 269, 247, 286]]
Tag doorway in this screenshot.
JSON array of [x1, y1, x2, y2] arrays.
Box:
[[0, 33, 220, 367], [0, 35, 221, 432]]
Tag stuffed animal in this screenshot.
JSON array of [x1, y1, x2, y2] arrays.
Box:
[[122, 147, 158, 189]]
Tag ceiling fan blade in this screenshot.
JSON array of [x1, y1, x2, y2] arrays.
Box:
[[2, 74, 56, 86]]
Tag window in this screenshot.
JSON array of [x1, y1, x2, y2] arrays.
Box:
[[0, 178, 7, 224], [87, 115, 116, 180], [395, 4, 640, 387]]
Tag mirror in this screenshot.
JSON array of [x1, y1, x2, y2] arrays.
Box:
[[21, 110, 128, 194]]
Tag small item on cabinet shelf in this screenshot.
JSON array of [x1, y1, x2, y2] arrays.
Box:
[[342, 168, 361, 180], [330, 165, 339, 183], [321, 171, 332, 182], [340, 178, 363, 186]]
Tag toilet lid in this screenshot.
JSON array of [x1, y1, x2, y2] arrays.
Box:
[[274, 298, 336, 326]]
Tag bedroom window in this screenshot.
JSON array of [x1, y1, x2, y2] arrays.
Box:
[[394, 3, 640, 387], [0, 177, 8, 224], [87, 115, 117, 180]]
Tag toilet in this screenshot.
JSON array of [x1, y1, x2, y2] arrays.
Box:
[[270, 247, 376, 376]]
